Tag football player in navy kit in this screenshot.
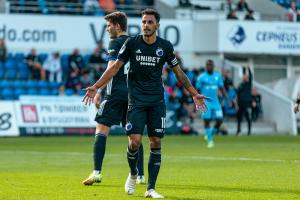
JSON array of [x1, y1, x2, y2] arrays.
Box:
[[83, 9, 208, 198], [82, 11, 145, 186]]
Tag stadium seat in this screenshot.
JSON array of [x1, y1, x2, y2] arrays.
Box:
[[4, 60, 15, 69], [64, 88, 74, 96], [18, 69, 30, 80], [5, 69, 18, 79], [0, 68, 4, 79], [14, 88, 27, 99], [0, 88, 15, 100], [83, 54, 91, 66], [13, 80, 25, 89], [51, 88, 59, 95], [37, 80, 49, 89], [39, 88, 51, 96], [25, 80, 38, 88], [0, 80, 14, 89], [16, 62, 28, 70], [38, 53, 48, 64], [61, 54, 69, 73], [27, 88, 39, 95], [14, 53, 25, 61], [49, 81, 61, 89]]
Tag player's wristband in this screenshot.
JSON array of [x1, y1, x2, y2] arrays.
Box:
[[97, 88, 102, 94]]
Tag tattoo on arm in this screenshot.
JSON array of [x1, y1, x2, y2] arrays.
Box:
[[172, 65, 192, 89]]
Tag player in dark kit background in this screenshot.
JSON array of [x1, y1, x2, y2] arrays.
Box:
[[82, 11, 145, 186], [83, 9, 208, 198]]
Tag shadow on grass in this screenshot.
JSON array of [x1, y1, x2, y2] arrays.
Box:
[[161, 184, 300, 195]]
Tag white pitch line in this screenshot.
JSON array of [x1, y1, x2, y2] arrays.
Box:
[[1, 150, 300, 164]]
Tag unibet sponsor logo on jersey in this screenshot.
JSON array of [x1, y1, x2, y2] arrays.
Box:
[[136, 55, 161, 66]]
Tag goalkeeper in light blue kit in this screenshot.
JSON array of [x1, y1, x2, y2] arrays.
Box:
[[196, 59, 231, 148]]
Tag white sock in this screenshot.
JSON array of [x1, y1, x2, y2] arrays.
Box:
[[93, 170, 100, 175]]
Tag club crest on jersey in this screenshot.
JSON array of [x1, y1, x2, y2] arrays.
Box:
[[156, 48, 163, 57], [125, 122, 133, 131]]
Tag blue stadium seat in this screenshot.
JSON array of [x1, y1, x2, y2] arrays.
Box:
[[27, 88, 39, 95], [37, 80, 49, 89], [25, 80, 38, 88], [38, 53, 48, 64], [4, 60, 15, 69], [0, 88, 15, 100], [6, 69, 18, 79], [0, 80, 14, 89], [186, 70, 195, 82], [13, 80, 25, 89], [79, 89, 86, 96], [14, 88, 27, 99], [0, 68, 4, 79], [16, 62, 28, 70], [64, 88, 74, 96], [14, 53, 25, 61], [83, 54, 91, 65], [51, 88, 59, 95], [18, 69, 30, 80], [39, 88, 51, 96], [61, 54, 69, 73], [49, 81, 60, 89]]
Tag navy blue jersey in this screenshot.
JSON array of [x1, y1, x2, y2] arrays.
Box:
[[118, 35, 178, 106], [105, 35, 129, 100]]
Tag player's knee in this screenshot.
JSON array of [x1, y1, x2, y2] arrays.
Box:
[[149, 137, 161, 149], [129, 140, 140, 151]]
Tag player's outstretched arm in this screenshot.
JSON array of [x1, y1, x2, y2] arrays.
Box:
[[171, 65, 209, 112], [82, 60, 124, 106]]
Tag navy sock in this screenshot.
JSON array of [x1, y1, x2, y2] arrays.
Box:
[[93, 133, 107, 172], [137, 143, 144, 176], [127, 146, 139, 176], [147, 148, 161, 190]]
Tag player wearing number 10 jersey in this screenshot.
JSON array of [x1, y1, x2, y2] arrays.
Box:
[[83, 9, 208, 198]]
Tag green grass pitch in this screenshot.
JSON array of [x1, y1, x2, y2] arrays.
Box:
[[0, 135, 300, 200]]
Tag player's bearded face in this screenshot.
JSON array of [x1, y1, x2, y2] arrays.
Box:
[[142, 15, 159, 37], [106, 22, 117, 39]]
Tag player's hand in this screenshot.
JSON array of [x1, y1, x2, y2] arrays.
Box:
[[94, 93, 101, 109], [294, 103, 299, 113], [82, 85, 97, 106], [192, 94, 209, 113]]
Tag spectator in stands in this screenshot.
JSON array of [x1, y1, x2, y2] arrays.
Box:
[[227, 10, 238, 20], [251, 87, 262, 121], [43, 52, 62, 83], [0, 39, 7, 64], [167, 89, 182, 120], [26, 48, 46, 80], [236, 0, 250, 12], [141, 0, 154, 6], [88, 47, 107, 82], [244, 9, 255, 20], [180, 88, 197, 123], [221, 0, 234, 12], [84, 0, 101, 15], [68, 48, 84, 73], [287, 1, 300, 22], [179, 0, 193, 7], [236, 65, 253, 135], [80, 68, 92, 89], [99, 0, 116, 14], [222, 69, 233, 91], [223, 80, 238, 117]]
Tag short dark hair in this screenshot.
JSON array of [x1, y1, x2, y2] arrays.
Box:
[[206, 59, 214, 66], [104, 11, 127, 32], [141, 8, 160, 22]]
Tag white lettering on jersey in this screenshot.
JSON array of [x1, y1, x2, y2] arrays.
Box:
[[136, 55, 160, 66]]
